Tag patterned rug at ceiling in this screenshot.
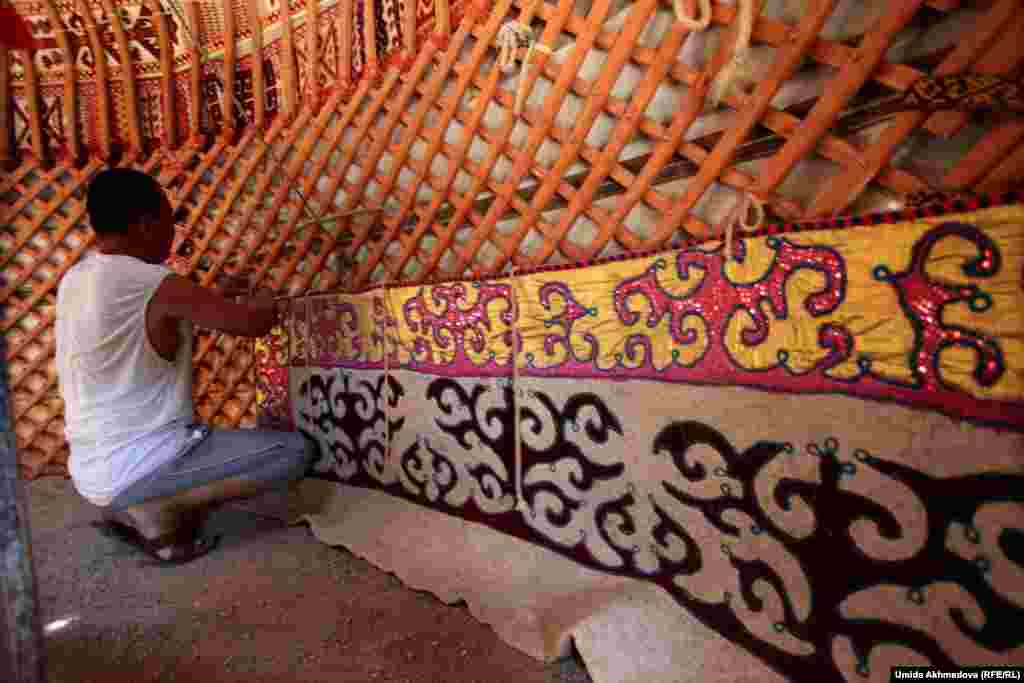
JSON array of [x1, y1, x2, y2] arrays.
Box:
[[256, 198, 1024, 682], [7, 0, 465, 155]]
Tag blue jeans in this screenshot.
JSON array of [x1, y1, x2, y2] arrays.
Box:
[[108, 425, 317, 510]]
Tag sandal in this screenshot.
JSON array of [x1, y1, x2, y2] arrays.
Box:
[[93, 518, 220, 566]]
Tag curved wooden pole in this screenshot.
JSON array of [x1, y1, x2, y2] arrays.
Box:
[[339, 0, 351, 86], [247, 0, 265, 129], [280, 0, 298, 119], [42, 0, 79, 161], [19, 48, 46, 161], [98, 0, 144, 157], [185, 0, 202, 138], [0, 44, 10, 165], [75, 0, 112, 159], [148, 0, 177, 150], [223, 0, 237, 132], [363, 0, 378, 75], [306, 0, 320, 105]]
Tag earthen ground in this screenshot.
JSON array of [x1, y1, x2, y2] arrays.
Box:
[[27, 477, 592, 683]]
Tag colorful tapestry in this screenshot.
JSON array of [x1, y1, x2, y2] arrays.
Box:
[[255, 198, 1024, 681]]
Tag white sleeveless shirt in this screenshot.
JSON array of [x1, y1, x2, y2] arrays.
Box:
[[56, 252, 194, 505]]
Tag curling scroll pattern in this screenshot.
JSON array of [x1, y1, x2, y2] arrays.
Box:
[[290, 368, 1024, 681], [258, 205, 1024, 430], [252, 202, 1024, 681]]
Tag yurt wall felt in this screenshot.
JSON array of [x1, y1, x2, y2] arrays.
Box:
[[3, 1, 1024, 680], [262, 197, 1024, 681], [5, 0, 1024, 477]]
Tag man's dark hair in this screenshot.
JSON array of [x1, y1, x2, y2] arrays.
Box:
[[86, 168, 164, 234]]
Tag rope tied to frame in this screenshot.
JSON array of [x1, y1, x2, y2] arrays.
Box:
[[506, 265, 527, 513], [673, 0, 713, 31], [673, 0, 756, 110], [708, 0, 755, 109], [380, 283, 395, 474], [495, 20, 553, 116], [723, 191, 765, 262]]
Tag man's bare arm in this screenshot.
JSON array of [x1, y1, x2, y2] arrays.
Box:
[[150, 275, 281, 337]]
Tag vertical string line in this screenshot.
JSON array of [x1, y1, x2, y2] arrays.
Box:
[[381, 281, 394, 474], [508, 266, 526, 513]]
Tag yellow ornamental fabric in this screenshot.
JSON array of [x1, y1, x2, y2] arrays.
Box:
[[260, 203, 1024, 429]]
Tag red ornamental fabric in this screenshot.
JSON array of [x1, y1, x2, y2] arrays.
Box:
[[0, 5, 39, 50]]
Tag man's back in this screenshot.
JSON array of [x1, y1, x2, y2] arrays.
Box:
[[56, 252, 193, 505]]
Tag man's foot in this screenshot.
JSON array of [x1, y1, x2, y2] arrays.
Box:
[[95, 510, 219, 565]]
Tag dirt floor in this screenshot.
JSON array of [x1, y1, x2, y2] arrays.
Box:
[[26, 477, 592, 683]]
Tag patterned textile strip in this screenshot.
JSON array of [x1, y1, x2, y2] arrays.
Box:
[[256, 201, 1024, 431]]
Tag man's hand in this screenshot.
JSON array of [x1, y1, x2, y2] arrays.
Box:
[[248, 289, 289, 327], [214, 273, 253, 299]]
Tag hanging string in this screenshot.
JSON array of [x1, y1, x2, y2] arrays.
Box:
[[380, 282, 398, 475], [304, 297, 312, 366], [723, 191, 765, 262], [496, 21, 531, 70], [673, 0, 712, 31], [514, 41, 552, 115], [506, 266, 527, 513], [495, 0, 550, 117], [708, 0, 755, 109]]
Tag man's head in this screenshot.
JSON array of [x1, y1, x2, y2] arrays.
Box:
[[87, 168, 176, 264]]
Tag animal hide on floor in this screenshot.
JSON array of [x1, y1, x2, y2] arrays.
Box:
[[256, 197, 1024, 682]]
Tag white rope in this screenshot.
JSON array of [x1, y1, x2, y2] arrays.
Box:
[[507, 266, 527, 513], [496, 21, 532, 72], [380, 282, 397, 474], [304, 297, 312, 366], [515, 41, 552, 115], [673, 0, 712, 31], [708, 0, 755, 109], [495, 20, 551, 116], [724, 192, 765, 261]]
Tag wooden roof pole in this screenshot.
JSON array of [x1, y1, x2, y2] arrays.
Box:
[[98, 0, 143, 157], [402, 0, 416, 58], [435, 0, 451, 39], [19, 48, 46, 162], [150, 0, 176, 150], [280, 0, 298, 119], [247, 0, 266, 129], [0, 44, 8, 165], [184, 0, 203, 138], [223, 0, 237, 132], [363, 0, 378, 75], [338, 0, 352, 85], [307, 0, 320, 105], [42, 0, 79, 161]]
